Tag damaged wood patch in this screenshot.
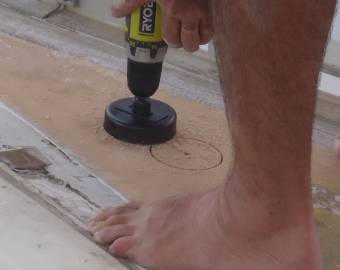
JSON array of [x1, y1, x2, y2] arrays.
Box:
[[0, 147, 51, 170]]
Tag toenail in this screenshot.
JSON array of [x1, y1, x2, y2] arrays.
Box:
[[92, 224, 102, 232], [109, 244, 118, 254], [94, 232, 103, 242]]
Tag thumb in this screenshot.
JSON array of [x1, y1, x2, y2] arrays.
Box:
[[112, 0, 149, 18]]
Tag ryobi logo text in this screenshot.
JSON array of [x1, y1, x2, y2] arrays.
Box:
[[139, 2, 156, 34]]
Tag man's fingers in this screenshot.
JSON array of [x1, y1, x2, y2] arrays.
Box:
[[112, 0, 148, 18], [112, 1, 213, 52], [163, 12, 182, 48], [199, 19, 214, 45], [181, 20, 200, 52]]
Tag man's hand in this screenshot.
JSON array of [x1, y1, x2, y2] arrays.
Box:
[[112, 0, 213, 52]]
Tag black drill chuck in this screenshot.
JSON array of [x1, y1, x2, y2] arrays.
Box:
[[127, 59, 163, 98]]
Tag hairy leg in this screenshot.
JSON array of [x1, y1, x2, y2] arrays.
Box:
[[88, 1, 337, 270], [213, 0, 336, 235]]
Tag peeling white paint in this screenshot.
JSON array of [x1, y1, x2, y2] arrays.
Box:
[[312, 185, 340, 215], [0, 168, 128, 270]]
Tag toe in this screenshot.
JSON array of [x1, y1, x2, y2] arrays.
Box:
[[109, 236, 135, 258], [94, 225, 134, 244], [94, 202, 140, 221], [89, 214, 130, 233], [88, 202, 140, 229]]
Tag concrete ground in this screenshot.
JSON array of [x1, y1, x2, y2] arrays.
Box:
[[0, 165, 127, 270], [0, 3, 339, 270]]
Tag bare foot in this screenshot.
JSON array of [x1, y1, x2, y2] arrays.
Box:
[[336, 133, 340, 158], [88, 184, 321, 270]]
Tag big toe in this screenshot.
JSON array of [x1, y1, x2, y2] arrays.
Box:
[[109, 236, 135, 258]]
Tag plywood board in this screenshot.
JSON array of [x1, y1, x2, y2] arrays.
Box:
[[0, 32, 339, 269]]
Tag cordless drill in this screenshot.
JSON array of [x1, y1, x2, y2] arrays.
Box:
[[104, 1, 177, 144]]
